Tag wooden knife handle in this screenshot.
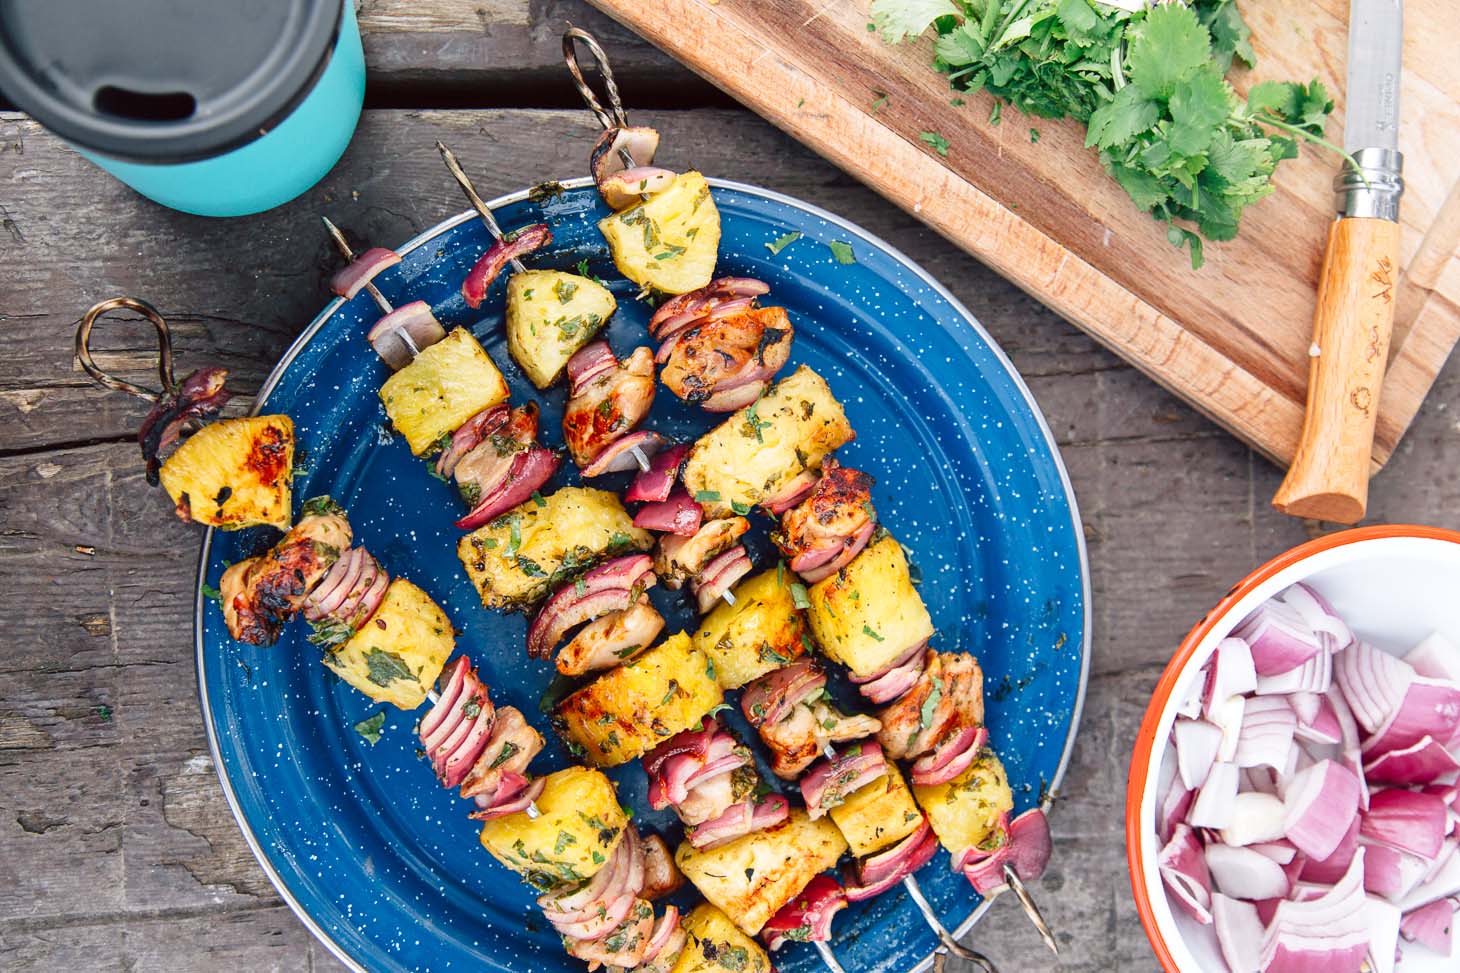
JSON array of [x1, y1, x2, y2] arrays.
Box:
[[1272, 217, 1400, 524]]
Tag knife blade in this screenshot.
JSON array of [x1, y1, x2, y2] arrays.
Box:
[[1343, 0, 1403, 154], [1271, 0, 1404, 524]]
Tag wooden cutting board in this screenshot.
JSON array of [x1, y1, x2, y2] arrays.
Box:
[[586, 0, 1460, 469]]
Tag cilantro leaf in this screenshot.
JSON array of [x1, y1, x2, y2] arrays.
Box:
[[354, 711, 385, 745], [1127, 4, 1212, 99], [919, 130, 951, 157], [869, 0, 959, 43], [826, 240, 857, 265], [765, 231, 802, 256]]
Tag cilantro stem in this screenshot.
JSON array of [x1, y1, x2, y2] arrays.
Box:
[[1251, 114, 1367, 187]]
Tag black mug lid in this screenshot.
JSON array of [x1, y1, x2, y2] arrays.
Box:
[[0, 0, 343, 163]]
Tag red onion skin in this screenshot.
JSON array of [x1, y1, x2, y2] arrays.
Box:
[[742, 659, 826, 727], [858, 818, 932, 888], [526, 555, 655, 658], [1399, 898, 1457, 954], [847, 827, 939, 901], [581, 431, 668, 477], [469, 776, 544, 822], [453, 448, 561, 531], [760, 875, 847, 950], [139, 367, 234, 483], [800, 741, 887, 818], [331, 247, 401, 299], [419, 657, 470, 741], [366, 301, 447, 369], [633, 488, 703, 536], [626, 443, 689, 504], [435, 404, 511, 480], [461, 223, 551, 308], [1157, 824, 1213, 924]]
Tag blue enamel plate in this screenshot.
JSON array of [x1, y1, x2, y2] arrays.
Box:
[[196, 178, 1090, 973]]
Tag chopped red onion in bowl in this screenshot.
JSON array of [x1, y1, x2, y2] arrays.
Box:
[[1155, 582, 1460, 971]]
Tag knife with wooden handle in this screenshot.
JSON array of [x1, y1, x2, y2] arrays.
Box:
[[1271, 0, 1404, 525]]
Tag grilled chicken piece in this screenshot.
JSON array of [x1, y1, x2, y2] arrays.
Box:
[[658, 307, 793, 409], [776, 461, 876, 561], [756, 700, 882, 779], [876, 652, 985, 761], [563, 346, 657, 467], [641, 834, 685, 900], [555, 597, 666, 676], [460, 706, 544, 803], [219, 508, 352, 645], [654, 517, 749, 589]]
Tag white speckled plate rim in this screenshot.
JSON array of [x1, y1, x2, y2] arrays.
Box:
[[193, 175, 1094, 973]]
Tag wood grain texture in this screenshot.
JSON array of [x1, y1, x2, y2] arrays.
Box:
[[3, 105, 1460, 972], [583, 0, 1460, 472], [1274, 217, 1402, 522]]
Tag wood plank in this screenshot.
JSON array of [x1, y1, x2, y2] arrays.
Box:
[[3, 105, 1458, 971], [584, 0, 1460, 472]]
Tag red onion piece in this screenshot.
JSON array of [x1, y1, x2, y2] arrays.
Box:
[[625, 443, 689, 504], [1361, 788, 1451, 860], [1206, 843, 1292, 900], [461, 223, 551, 309], [435, 696, 496, 788], [581, 430, 668, 477], [849, 824, 940, 901], [1159, 784, 1195, 847], [1235, 601, 1325, 676], [1400, 846, 1460, 912], [1335, 641, 1416, 735], [742, 658, 826, 727], [540, 830, 633, 916], [525, 554, 655, 658], [1360, 676, 1460, 762], [762, 470, 819, 515], [1405, 632, 1460, 683], [644, 719, 719, 779], [640, 905, 683, 965], [590, 126, 661, 196], [138, 367, 233, 483], [435, 404, 510, 480], [1187, 761, 1240, 830], [1282, 582, 1354, 653], [1173, 718, 1223, 790], [911, 725, 987, 787], [419, 657, 470, 742], [1158, 824, 1213, 924], [1399, 898, 1457, 954], [1203, 637, 1258, 713], [1364, 735, 1460, 786], [1212, 893, 1264, 973], [800, 741, 887, 819], [1283, 759, 1363, 861], [1294, 693, 1343, 746], [647, 278, 770, 340], [693, 546, 753, 614], [633, 487, 703, 536], [366, 300, 447, 370], [471, 776, 544, 822], [1235, 696, 1298, 770], [796, 520, 877, 585], [684, 794, 789, 850], [1257, 851, 1371, 973], [700, 380, 767, 414], [330, 246, 401, 299], [1255, 648, 1333, 696], [1249, 840, 1298, 865], [761, 874, 847, 950], [1007, 808, 1053, 882], [304, 547, 365, 622], [853, 640, 929, 705], [599, 166, 676, 210], [1365, 898, 1403, 973], [1300, 817, 1359, 884], [1218, 792, 1287, 847], [1364, 841, 1432, 902], [566, 340, 619, 395], [453, 447, 561, 531]]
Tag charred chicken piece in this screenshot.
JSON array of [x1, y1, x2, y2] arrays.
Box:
[[555, 596, 665, 676], [876, 651, 985, 761], [741, 659, 882, 779], [640, 834, 685, 901], [654, 516, 749, 589], [658, 307, 793, 412], [563, 342, 657, 468], [219, 502, 352, 645], [772, 459, 878, 584]]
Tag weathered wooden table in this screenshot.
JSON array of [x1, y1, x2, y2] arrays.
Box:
[[2, 3, 1457, 971]]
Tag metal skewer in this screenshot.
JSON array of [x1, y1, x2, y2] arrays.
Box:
[[999, 863, 1059, 956], [436, 141, 527, 275], [562, 28, 647, 182]]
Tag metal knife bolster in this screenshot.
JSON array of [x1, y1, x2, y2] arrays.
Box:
[[1336, 147, 1404, 221]]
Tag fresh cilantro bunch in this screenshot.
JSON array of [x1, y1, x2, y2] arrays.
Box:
[[871, 0, 1337, 268]]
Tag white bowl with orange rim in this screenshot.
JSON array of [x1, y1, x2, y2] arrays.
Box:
[[1126, 525, 1460, 972]]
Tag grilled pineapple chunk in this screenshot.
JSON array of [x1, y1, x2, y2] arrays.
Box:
[[158, 415, 293, 529], [693, 567, 807, 690], [379, 328, 509, 455], [807, 533, 933, 679], [506, 271, 617, 389], [478, 766, 627, 891], [458, 487, 651, 611], [682, 366, 853, 519], [912, 750, 1014, 856], [598, 171, 720, 295], [675, 808, 847, 936], [671, 905, 773, 973], [321, 578, 453, 709], [556, 632, 723, 767], [829, 763, 923, 858]]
